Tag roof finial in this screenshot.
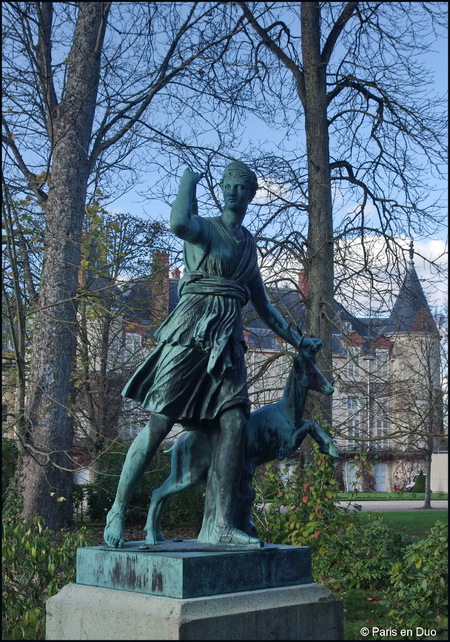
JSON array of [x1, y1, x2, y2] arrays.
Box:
[[409, 239, 414, 263]]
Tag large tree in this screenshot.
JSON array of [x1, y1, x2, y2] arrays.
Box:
[[2, 1, 249, 528], [3, 2, 111, 529], [227, 1, 447, 426]]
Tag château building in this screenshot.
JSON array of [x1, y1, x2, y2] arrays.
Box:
[[112, 249, 446, 493], [2, 249, 446, 493]]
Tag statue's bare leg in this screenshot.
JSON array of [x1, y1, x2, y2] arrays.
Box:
[[144, 488, 167, 545], [104, 413, 174, 548], [145, 430, 210, 544], [198, 407, 262, 547]]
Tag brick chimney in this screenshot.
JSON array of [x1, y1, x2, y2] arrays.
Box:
[[172, 267, 181, 280], [298, 269, 309, 298]]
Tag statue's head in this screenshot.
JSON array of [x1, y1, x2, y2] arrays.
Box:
[[220, 161, 258, 202]]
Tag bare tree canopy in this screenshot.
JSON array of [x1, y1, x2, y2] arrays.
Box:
[[2, 2, 447, 527], [2, 1, 251, 528], [219, 2, 447, 422]]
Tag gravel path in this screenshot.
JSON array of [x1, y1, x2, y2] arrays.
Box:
[[336, 499, 448, 512]]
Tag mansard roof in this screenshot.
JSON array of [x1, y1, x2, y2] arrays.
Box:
[[118, 253, 437, 352], [243, 285, 305, 331], [242, 258, 437, 354], [119, 278, 153, 324], [242, 285, 390, 354], [245, 327, 281, 351]]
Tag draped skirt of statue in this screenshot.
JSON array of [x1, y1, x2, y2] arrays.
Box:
[[121, 216, 258, 427], [121, 339, 249, 428]]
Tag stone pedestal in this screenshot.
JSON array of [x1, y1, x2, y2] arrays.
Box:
[[46, 540, 344, 640], [75, 539, 312, 598]]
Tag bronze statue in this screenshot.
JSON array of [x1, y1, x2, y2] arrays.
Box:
[[104, 161, 324, 549], [143, 339, 338, 546]]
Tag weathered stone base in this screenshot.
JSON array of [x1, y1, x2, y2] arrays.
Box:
[[76, 539, 312, 598], [46, 582, 344, 640]]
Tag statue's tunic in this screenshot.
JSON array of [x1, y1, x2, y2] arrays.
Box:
[[121, 216, 259, 428]]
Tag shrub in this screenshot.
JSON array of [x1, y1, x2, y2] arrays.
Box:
[[314, 512, 412, 590], [2, 512, 94, 640], [410, 471, 426, 493], [253, 445, 411, 591], [83, 441, 205, 533], [382, 521, 448, 634], [252, 443, 355, 550]]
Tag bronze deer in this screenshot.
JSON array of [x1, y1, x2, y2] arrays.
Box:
[[144, 339, 338, 545]]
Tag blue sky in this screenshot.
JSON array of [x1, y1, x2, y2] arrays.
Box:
[[106, 15, 448, 310]]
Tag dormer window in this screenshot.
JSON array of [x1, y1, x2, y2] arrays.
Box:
[[341, 321, 353, 336]]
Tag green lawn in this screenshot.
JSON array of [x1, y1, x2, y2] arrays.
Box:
[[356, 510, 448, 539], [344, 589, 392, 641], [343, 589, 448, 641], [340, 511, 448, 639]]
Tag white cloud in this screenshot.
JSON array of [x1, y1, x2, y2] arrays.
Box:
[[336, 236, 447, 313], [251, 177, 295, 206]]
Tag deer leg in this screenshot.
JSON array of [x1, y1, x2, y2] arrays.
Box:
[[304, 420, 339, 459], [144, 433, 192, 545], [145, 486, 169, 544], [145, 430, 211, 544]]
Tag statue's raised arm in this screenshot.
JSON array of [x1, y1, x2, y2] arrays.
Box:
[[170, 168, 203, 240]]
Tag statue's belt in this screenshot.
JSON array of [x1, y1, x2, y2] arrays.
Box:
[[178, 273, 250, 307]]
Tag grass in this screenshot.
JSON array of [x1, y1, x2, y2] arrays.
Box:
[[340, 510, 448, 640], [356, 510, 448, 539], [344, 589, 392, 640], [336, 491, 448, 501], [343, 589, 448, 640]]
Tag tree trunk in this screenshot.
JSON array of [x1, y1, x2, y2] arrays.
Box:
[[301, 2, 334, 426], [20, 3, 109, 529], [423, 443, 433, 509]]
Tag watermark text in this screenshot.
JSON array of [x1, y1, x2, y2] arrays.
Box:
[[360, 627, 437, 638]]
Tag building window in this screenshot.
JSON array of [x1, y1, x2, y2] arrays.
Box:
[[373, 397, 390, 449], [247, 351, 265, 408], [346, 461, 362, 492], [344, 397, 360, 448], [341, 321, 352, 337], [124, 332, 142, 353], [374, 349, 390, 381], [119, 399, 144, 441], [347, 347, 362, 380], [248, 351, 286, 407]]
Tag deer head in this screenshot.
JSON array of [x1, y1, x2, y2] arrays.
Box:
[[293, 342, 334, 396]]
